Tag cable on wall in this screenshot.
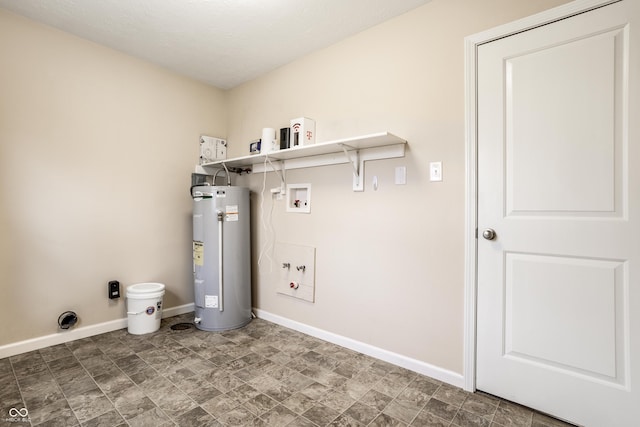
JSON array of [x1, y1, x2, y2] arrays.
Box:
[[257, 154, 274, 269]]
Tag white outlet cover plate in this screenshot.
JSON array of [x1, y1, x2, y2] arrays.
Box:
[[395, 166, 406, 185], [430, 161, 442, 182]]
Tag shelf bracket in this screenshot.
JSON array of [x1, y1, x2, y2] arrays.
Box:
[[339, 144, 363, 192]]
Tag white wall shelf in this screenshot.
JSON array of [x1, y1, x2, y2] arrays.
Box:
[[197, 132, 407, 192]]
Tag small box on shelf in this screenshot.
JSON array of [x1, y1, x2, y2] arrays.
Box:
[[290, 117, 315, 147]]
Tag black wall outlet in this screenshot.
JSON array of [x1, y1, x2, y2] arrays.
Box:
[[108, 280, 120, 299]]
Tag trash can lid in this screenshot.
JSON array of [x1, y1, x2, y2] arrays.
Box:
[[127, 282, 165, 294]]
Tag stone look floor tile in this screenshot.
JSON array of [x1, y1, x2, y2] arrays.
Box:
[[373, 375, 409, 398], [319, 389, 356, 412], [493, 401, 534, 427], [342, 401, 379, 425], [47, 355, 83, 376], [175, 376, 223, 404], [328, 413, 366, 426], [93, 372, 136, 399], [259, 404, 298, 427], [334, 378, 371, 401], [300, 381, 330, 400], [383, 398, 423, 425], [302, 403, 341, 425], [0, 314, 575, 427], [20, 379, 66, 409], [153, 389, 198, 419], [114, 354, 149, 377], [174, 406, 222, 427], [396, 384, 432, 410], [201, 393, 241, 418], [411, 410, 451, 426], [369, 412, 407, 426], [217, 404, 256, 425], [71, 344, 103, 361], [453, 408, 491, 427], [81, 409, 126, 427], [27, 398, 78, 426], [531, 412, 574, 427], [423, 398, 459, 422], [433, 384, 470, 407], [79, 353, 112, 369], [243, 393, 279, 416], [39, 344, 74, 362], [127, 406, 171, 427], [282, 392, 317, 415], [11, 358, 49, 378], [462, 393, 499, 419], [360, 389, 393, 412], [113, 388, 156, 421], [227, 383, 261, 403], [67, 391, 114, 424]]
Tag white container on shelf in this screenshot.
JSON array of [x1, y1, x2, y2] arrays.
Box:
[[260, 127, 278, 153]]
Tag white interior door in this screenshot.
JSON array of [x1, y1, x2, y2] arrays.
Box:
[[476, 1, 640, 426]]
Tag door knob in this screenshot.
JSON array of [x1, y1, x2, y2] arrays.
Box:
[[482, 228, 496, 240]]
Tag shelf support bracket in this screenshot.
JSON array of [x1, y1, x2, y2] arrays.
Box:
[[339, 144, 363, 192]]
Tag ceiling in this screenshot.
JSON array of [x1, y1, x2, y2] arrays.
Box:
[[0, 0, 431, 89]]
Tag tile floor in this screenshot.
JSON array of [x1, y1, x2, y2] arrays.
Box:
[[0, 314, 575, 427]]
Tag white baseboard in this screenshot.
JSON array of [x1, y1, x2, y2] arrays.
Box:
[[162, 303, 194, 319], [253, 308, 465, 389], [0, 303, 195, 359]]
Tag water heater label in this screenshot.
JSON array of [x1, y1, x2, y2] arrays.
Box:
[[205, 295, 218, 308], [225, 205, 239, 222], [193, 241, 204, 266]]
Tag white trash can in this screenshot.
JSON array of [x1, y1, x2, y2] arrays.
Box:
[[126, 282, 165, 335]]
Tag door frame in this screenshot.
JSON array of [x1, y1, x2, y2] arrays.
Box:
[[463, 0, 619, 392]]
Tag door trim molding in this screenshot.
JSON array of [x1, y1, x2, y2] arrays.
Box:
[[463, 0, 620, 392]]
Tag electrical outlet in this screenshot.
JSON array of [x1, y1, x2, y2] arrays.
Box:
[[108, 280, 120, 299]]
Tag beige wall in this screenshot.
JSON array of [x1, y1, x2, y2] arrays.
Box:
[[0, 9, 226, 345], [0, 0, 570, 374], [229, 0, 569, 374]]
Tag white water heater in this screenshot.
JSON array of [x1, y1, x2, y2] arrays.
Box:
[[192, 185, 251, 331]]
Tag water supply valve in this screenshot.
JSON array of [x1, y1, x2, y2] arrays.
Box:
[[289, 281, 299, 290]]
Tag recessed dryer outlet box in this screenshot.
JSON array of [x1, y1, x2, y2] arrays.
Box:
[[286, 183, 311, 213], [276, 242, 315, 302]]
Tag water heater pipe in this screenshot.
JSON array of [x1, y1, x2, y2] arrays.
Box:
[[213, 167, 231, 186], [217, 210, 224, 312]]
